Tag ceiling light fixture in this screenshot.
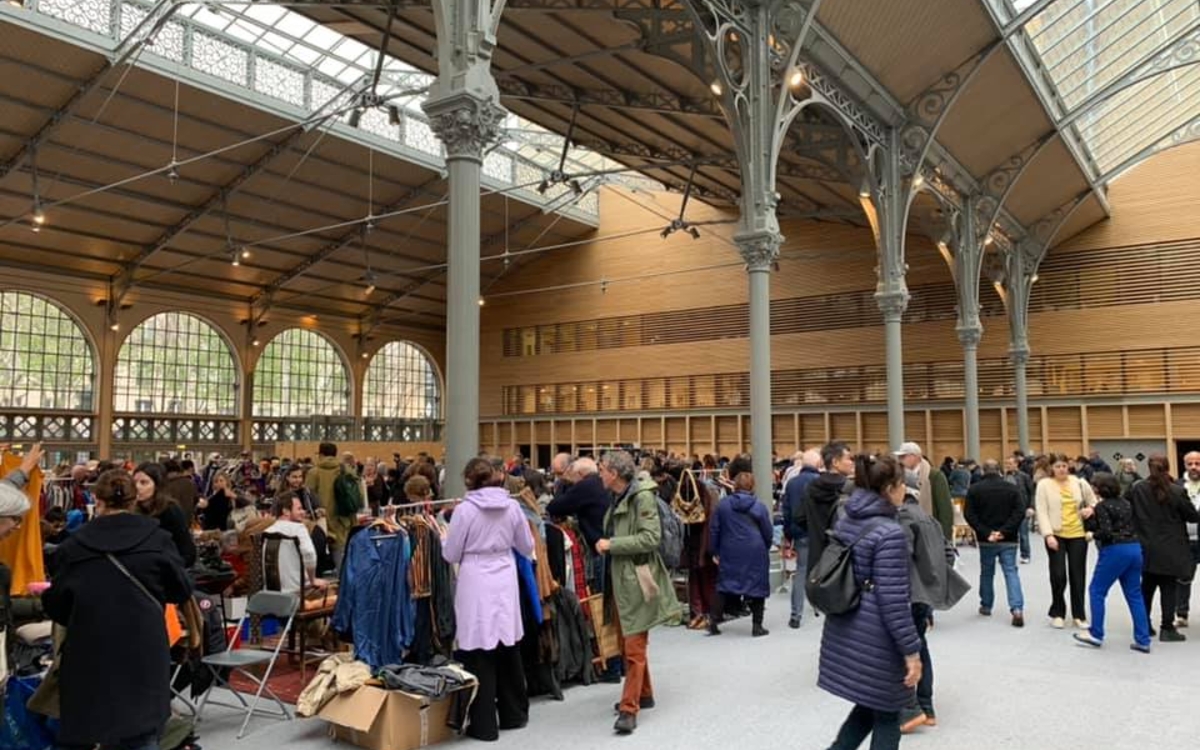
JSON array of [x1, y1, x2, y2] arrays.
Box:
[[387, 105, 400, 126], [109, 319, 120, 332], [240, 246, 251, 259], [788, 69, 805, 88], [710, 80, 723, 97], [166, 162, 180, 184], [30, 200, 45, 232], [364, 270, 377, 297], [230, 247, 240, 267], [477, 297, 485, 306], [251, 337, 261, 347], [1030, 273, 1039, 284], [912, 174, 925, 190], [858, 181, 872, 199], [348, 109, 363, 128], [983, 235, 995, 247]]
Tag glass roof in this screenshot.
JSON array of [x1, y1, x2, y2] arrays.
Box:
[[1008, 0, 1200, 181]]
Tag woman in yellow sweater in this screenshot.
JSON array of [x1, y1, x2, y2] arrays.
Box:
[[1035, 453, 1098, 629]]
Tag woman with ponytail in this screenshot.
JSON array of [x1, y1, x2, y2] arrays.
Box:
[[1129, 455, 1200, 642], [818, 454, 922, 750]]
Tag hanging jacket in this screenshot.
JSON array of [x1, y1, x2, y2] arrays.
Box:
[[332, 529, 414, 670], [897, 498, 970, 611]]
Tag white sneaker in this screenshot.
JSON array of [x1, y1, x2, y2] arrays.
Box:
[[1074, 619, 1089, 629], [1051, 617, 1065, 629]]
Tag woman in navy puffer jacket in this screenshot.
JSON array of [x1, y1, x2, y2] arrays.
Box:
[[818, 454, 923, 750]]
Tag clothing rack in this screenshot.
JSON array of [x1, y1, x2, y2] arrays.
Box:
[[386, 498, 459, 511]]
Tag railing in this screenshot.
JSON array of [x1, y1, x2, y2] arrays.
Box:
[[112, 414, 239, 444], [0, 411, 95, 442], [252, 417, 442, 443]]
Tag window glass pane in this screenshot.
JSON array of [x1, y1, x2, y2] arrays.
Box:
[[114, 312, 236, 415], [0, 292, 96, 411], [252, 328, 349, 417], [363, 341, 441, 419]]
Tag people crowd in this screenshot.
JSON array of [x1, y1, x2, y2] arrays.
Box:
[[5, 440, 1200, 750]]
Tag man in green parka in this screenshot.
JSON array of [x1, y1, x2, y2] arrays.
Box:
[[595, 450, 679, 736]]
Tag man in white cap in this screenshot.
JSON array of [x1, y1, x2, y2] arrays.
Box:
[[896, 442, 955, 541]]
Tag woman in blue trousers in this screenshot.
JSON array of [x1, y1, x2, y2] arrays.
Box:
[[1075, 473, 1152, 652]]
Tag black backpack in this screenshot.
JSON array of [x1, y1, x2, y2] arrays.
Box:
[[805, 520, 883, 615]]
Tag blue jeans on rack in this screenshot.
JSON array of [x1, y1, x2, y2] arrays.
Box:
[[979, 543, 1024, 612]]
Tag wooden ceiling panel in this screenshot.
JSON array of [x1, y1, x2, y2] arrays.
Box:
[[937, 51, 1053, 178], [0, 61, 78, 109], [0, 96, 55, 138], [1004, 139, 1089, 226], [817, 0, 997, 103], [1047, 195, 1108, 251], [0, 22, 103, 80], [0, 244, 117, 277]]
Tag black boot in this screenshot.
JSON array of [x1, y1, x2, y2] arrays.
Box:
[[750, 598, 769, 637]]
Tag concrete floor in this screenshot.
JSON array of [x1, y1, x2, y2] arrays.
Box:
[[198, 544, 1200, 750]]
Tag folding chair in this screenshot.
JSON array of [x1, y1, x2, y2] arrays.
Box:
[[194, 590, 299, 739], [259, 532, 338, 682]]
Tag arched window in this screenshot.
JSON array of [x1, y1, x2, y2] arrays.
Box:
[[253, 328, 349, 417], [363, 341, 441, 419], [114, 312, 239, 415], [0, 291, 95, 410]]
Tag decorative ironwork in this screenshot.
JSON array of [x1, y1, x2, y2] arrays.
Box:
[[251, 417, 355, 443], [254, 57, 306, 108], [426, 94, 506, 159], [803, 64, 888, 149], [111, 415, 239, 445], [39, 0, 111, 35], [0, 412, 94, 443], [192, 30, 250, 87]]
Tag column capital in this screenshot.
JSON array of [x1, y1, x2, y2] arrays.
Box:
[[956, 323, 983, 348], [1009, 344, 1030, 366], [875, 288, 909, 321], [423, 92, 505, 161], [734, 230, 782, 272]]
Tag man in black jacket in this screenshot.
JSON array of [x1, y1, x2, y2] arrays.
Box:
[[545, 458, 609, 585], [799, 441, 854, 577], [1004, 455, 1036, 563], [965, 460, 1026, 627]]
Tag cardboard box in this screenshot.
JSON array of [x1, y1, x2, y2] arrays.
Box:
[[320, 684, 471, 750]]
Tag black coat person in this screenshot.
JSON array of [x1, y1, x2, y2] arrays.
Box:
[[43, 504, 192, 747]]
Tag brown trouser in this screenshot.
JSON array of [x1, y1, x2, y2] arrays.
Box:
[[615, 616, 653, 715]]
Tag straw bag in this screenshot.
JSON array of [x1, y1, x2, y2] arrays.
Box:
[[671, 470, 706, 524]]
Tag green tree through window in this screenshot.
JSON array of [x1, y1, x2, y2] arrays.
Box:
[[0, 291, 95, 411], [114, 312, 239, 415], [363, 341, 441, 420], [253, 328, 349, 418]]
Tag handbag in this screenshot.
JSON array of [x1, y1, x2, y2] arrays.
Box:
[[671, 470, 706, 524]]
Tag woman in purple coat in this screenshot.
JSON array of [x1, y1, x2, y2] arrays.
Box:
[[443, 457, 536, 742], [818, 454, 923, 750]]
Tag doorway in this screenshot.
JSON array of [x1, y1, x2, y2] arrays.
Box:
[[1176, 440, 1200, 476]]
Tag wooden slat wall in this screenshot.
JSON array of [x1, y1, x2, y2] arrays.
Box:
[[481, 144, 1200, 467]]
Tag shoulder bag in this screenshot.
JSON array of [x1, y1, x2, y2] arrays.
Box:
[[671, 469, 707, 524]]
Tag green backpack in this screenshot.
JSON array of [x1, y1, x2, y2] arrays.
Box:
[[333, 470, 363, 517]]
